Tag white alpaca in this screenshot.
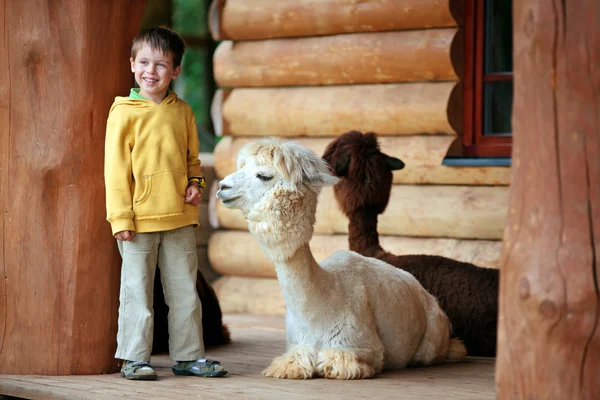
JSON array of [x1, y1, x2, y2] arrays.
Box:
[[216, 138, 466, 379]]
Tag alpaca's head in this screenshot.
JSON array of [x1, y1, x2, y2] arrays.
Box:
[[217, 138, 338, 213], [217, 138, 338, 258], [323, 131, 405, 215]]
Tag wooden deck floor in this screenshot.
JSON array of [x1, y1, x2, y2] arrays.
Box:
[[0, 314, 496, 400]]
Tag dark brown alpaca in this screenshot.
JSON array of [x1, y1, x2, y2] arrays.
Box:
[[152, 270, 231, 354], [323, 131, 498, 357]]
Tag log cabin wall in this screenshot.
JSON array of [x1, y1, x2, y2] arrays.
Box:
[[208, 0, 511, 315]]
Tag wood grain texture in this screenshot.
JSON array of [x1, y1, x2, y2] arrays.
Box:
[[212, 185, 509, 240], [214, 29, 462, 87], [0, 0, 145, 375], [213, 136, 511, 185], [212, 82, 462, 137], [212, 276, 286, 316], [0, 314, 496, 400], [208, 230, 502, 278], [496, 0, 600, 398], [0, 0, 9, 359], [209, 0, 462, 41]]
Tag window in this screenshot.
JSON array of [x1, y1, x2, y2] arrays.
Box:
[[463, 0, 514, 157]]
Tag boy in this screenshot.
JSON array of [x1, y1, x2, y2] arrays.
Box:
[[104, 26, 227, 380]]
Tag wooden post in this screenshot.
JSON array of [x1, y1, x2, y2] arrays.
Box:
[[496, 0, 599, 398], [0, 0, 145, 374]]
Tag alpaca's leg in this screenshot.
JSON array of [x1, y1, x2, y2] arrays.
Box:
[[316, 347, 383, 380], [261, 345, 316, 379], [409, 302, 466, 366]]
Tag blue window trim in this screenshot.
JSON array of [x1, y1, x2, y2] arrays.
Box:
[[442, 157, 511, 167]]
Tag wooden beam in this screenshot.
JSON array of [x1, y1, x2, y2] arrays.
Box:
[[212, 185, 509, 240], [212, 82, 462, 137], [214, 29, 462, 87], [208, 230, 503, 278], [213, 136, 511, 185], [496, 0, 600, 398], [0, 0, 145, 375], [209, 0, 462, 41], [212, 276, 286, 316]]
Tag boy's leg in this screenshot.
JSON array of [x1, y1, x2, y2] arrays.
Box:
[[115, 233, 160, 362], [158, 225, 204, 361]]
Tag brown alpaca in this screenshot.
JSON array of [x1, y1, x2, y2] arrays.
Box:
[[152, 270, 231, 354], [323, 131, 498, 357]]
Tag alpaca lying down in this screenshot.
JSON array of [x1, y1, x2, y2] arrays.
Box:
[[216, 138, 466, 379], [323, 130, 499, 357]]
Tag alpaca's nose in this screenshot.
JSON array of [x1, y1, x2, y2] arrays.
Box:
[[218, 180, 232, 190]]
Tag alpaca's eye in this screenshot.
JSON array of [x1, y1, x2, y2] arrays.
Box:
[[256, 173, 273, 181]]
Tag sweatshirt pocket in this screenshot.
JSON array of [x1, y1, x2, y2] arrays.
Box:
[[134, 170, 187, 219]]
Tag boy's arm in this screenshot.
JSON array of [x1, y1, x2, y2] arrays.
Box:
[[104, 110, 135, 235], [187, 114, 203, 183]]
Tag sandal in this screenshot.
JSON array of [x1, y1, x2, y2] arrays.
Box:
[[172, 359, 228, 377], [120, 360, 158, 380]]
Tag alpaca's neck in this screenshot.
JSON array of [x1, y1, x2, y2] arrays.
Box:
[[273, 243, 330, 313], [348, 206, 385, 258]]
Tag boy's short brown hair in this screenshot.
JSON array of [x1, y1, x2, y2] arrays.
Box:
[[131, 26, 186, 67]]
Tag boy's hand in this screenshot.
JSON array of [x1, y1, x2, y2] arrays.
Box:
[[185, 182, 202, 206], [115, 230, 135, 241]]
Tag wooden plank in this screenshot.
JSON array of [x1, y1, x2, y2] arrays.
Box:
[[214, 29, 462, 87], [208, 230, 502, 278], [213, 83, 462, 137], [496, 0, 600, 398], [213, 136, 511, 185], [210, 0, 462, 41], [212, 185, 509, 240], [0, 315, 496, 399], [0, 0, 144, 375]]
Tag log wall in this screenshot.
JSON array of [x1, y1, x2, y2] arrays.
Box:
[[209, 0, 511, 316]]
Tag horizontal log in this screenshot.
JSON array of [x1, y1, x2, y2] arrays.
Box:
[[213, 83, 462, 137], [212, 185, 509, 240], [210, 0, 462, 41], [213, 136, 510, 185], [212, 276, 286, 316], [208, 231, 502, 278], [214, 29, 462, 87]]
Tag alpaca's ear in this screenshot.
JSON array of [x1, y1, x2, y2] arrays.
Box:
[[307, 171, 340, 186], [385, 154, 405, 170]]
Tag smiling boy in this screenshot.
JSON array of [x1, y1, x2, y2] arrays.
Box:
[[104, 26, 227, 380]]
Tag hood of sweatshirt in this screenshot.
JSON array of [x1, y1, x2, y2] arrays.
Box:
[[109, 90, 179, 114]]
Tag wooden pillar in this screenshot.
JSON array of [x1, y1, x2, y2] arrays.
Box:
[[497, 0, 599, 398], [0, 0, 145, 374]]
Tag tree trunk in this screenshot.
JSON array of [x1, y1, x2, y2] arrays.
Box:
[[0, 0, 145, 375], [496, 0, 600, 398]]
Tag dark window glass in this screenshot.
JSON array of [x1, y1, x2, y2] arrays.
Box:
[[485, 0, 513, 73], [484, 81, 513, 135]]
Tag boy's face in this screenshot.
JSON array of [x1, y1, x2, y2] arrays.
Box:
[[130, 44, 181, 103]]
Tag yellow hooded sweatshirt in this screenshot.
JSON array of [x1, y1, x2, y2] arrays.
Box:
[[104, 91, 202, 235]]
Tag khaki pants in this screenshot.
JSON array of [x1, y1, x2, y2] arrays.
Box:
[[115, 225, 204, 362]]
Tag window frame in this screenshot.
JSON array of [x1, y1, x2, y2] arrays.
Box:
[[462, 0, 513, 158]]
